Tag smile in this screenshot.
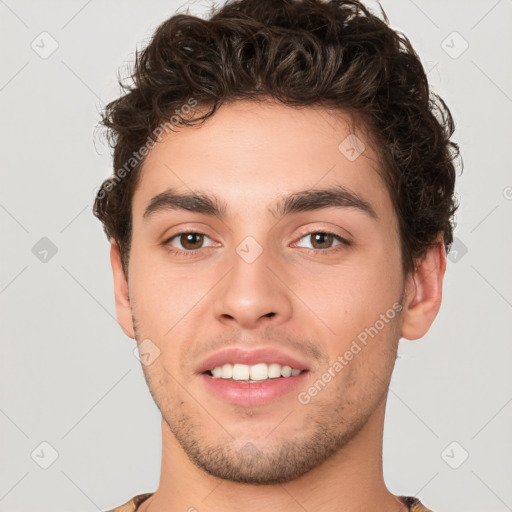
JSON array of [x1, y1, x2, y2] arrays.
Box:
[[207, 362, 304, 381]]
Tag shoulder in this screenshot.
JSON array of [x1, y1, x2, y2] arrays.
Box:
[[105, 493, 434, 512], [399, 495, 435, 512], [104, 492, 154, 512]]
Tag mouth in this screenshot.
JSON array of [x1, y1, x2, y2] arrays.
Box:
[[196, 347, 311, 406]]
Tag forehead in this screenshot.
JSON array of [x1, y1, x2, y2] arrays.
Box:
[[132, 100, 394, 225]]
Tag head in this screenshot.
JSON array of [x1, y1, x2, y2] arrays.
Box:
[[94, 0, 460, 485]]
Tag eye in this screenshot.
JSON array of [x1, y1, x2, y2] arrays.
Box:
[[164, 232, 216, 253], [294, 232, 349, 251]]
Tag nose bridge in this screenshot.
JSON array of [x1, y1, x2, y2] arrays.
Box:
[[212, 237, 293, 328]]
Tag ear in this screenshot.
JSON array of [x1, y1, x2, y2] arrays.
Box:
[[110, 240, 135, 339], [401, 234, 447, 340]]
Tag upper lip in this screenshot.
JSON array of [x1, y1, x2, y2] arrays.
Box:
[[196, 346, 311, 374]]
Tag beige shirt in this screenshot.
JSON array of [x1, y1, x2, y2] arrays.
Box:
[[105, 493, 434, 511]]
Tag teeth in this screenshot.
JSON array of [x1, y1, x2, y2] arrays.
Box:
[[221, 363, 233, 379], [268, 363, 281, 378], [232, 363, 250, 380], [280, 365, 292, 377], [209, 363, 304, 381], [249, 363, 267, 381]]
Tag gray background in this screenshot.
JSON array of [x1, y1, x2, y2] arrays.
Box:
[[1, 1, 511, 511]]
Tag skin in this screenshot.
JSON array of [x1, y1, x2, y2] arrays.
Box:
[[110, 99, 446, 512]]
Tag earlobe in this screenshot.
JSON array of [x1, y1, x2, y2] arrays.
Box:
[[400, 234, 447, 341], [110, 240, 136, 339]]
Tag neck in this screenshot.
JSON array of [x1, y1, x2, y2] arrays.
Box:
[[140, 399, 407, 512]]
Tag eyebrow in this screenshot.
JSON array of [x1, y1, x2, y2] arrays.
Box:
[[142, 185, 378, 221], [143, 189, 227, 220], [272, 185, 378, 220]]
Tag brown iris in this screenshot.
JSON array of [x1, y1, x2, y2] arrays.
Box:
[[179, 233, 204, 250], [309, 233, 335, 249]]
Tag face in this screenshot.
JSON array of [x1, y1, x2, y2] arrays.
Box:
[[115, 100, 411, 484]]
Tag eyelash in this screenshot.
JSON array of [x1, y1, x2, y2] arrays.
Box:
[[163, 230, 351, 256], [163, 231, 217, 257]]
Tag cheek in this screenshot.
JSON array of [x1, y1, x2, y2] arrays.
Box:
[[298, 262, 400, 324], [128, 247, 221, 342], [290, 247, 403, 358]]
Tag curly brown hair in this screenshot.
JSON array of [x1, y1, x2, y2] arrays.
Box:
[[93, 0, 461, 277]]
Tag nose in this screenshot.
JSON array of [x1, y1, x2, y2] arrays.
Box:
[[212, 245, 293, 330]]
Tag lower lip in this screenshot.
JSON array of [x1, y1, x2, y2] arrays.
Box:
[[200, 372, 309, 407]]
